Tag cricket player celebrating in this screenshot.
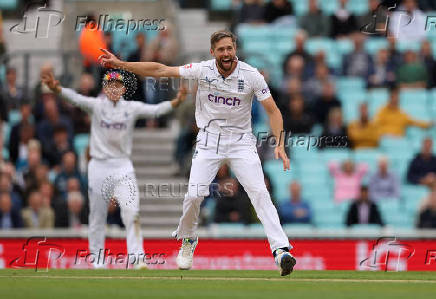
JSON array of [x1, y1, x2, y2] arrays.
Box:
[[42, 71, 187, 269], [99, 30, 296, 276]]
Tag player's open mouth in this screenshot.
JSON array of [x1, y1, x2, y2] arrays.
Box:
[[222, 59, 232, 67]]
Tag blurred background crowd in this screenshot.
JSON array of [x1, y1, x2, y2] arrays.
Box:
[[0, 0, 436, 232]]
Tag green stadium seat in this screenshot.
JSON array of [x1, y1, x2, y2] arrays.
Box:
[[274, 40, 295, 55], [320, 149, 351, 163], [353, 149, 382, 173], [2, 123, 10, 147], [402, 185, 429, 202], [396, 41, 421, 52], [348, 0, 368, 15], [399, 89, 430, 121], [263, 160, 298, 202], [305, 38, 333, 55], [313, 209, 344, 228], [237, 24, 271, 42], [290, 0, 308, 16], [242, 40, 272, 54], [74, 134, 90, 156], [283, 223, 314, 232], [364, 38, 388, 55], [335, 39, 354, 55], [210, 0, 232, 11], [2, 147, 9, 160], [348, 224, 383, 232], [8, 109, 21, 126], [319, 0, 338, 15], [368, 88, 389, 117], [336, 77, 365, 93], [383, 212, 414, 228]]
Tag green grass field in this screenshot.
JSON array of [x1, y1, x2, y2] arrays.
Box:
[[0, 269, 435, 299]]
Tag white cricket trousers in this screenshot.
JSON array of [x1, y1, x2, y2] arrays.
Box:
[[88, 158, 144, 267], [174, 130, 291, 252]]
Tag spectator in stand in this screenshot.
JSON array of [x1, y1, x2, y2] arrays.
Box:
[[279, 181, 312, 224], [17, 139, 43, 193], [54, 152, 84, 199], [358, 0, 389, 36], [303, 63, 335, 106], [373, 87, 432, 137], [329, 160, 368, 203], [45, 125, 73, 168], [24, 163, 49, 201], [67, 73, 95, 134], [418, 184, 436, 228], [214, 177, 252, 224], [264, 0, 293, 23], [237, 0, 265, 23], [348, 102, 379, 149], [342, 33, 374, 81], [283, 55, 305, 83], [2, 67, 24, 110], [387, 36, 402, 70], [396, 50, 428, 88], [0, 172, 22, 211], [282, 30, 312, 76], [407, 137, 436, 186], [36, 97, 74, 165], [127, 33, 147, 103], [330, 0, 358, 38], [33, 63, 54, 120], [389, 0, 426, 42], [368, 48, 396, 88], [299, 0, 330, 37], [21, 190, 54, 228], [0, 192, 23, 229], [369, 156, 400, 201], [418, 0, 436, 10], [319, 108, 349, 149], [313, 81, 341, 125], [55, 191, 87, 229], [9, 102, 35, 167], [284, 94, 314, 135], [39, 181, 54, 210], [146, 22, 178, 66], [420, 41, 436, 88], [346, 185, 384, 226]]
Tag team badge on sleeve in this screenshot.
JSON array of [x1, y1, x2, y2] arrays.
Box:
[[184, 63, 192, 69]]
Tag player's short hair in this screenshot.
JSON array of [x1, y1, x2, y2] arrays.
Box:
[[210, 30, 237, 49]]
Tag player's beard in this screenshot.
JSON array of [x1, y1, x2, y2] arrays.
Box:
[[218, 56, 235, 72]]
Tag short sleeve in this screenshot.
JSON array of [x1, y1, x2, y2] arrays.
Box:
[[178, 62, 202, 80], [252, 70, 271, 101]]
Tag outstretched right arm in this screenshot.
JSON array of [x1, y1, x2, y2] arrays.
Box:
[[99, 49, 180, 78], [41, 72, 95, 113]]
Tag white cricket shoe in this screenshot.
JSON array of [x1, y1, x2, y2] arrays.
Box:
[[176, 237, 198, 270], [274, 249, 296, 276]]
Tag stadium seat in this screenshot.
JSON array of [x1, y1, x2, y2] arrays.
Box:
[[364, 38, 388, 55], [263, 160, 298, 202], [313, 209, 344, 228], [399, 89, 430, 121], [348, 224, 382, 232], [237, 24, 272, 43], [402, 185, 429, 202], [348, 0, 368, 15], [210, 0, 232, 11], [320, 149, 351, 163], [353, 149, 382, 173], [305, 38, 333, 55], [335, 39, 354, 56], [368, 88, 389, 117], [242, 40, 272, 54], [396, 41, 421, 52], [74, 134, 90, 156], [8, 109, 21, 126], [2, 123, 10, 147], [290, 0, 308, 16], [283, 223, 314, 232], [336, 77, 366, 93]]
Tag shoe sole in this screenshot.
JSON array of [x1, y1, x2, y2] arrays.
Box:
[[280, 255, 296, 276]]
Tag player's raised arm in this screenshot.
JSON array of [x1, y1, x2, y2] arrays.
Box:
[[133, 86, 188, 118], [41, 72, 96, 112], [99, 49, 180, 78], [261, 96, 290, 171]]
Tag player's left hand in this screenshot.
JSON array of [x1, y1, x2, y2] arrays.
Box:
[[41, 72, 61, 94], [275, 146, 290, 171]]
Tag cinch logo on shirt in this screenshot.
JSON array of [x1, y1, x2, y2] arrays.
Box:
[[208, 94, 241, 106], [100, 120, 127, 130]]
